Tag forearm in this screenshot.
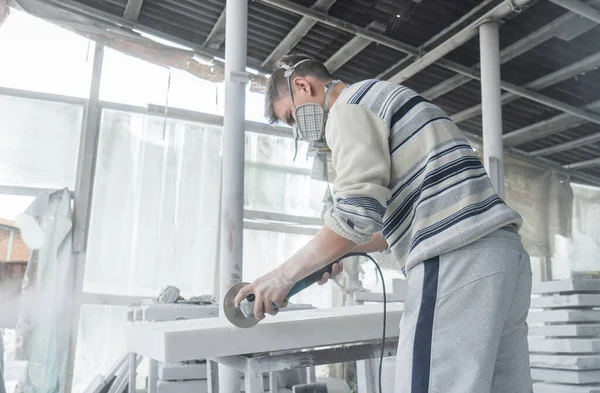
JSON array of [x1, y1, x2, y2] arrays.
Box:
[[352, 232, 388, 253], [279, 225, 356, 283]]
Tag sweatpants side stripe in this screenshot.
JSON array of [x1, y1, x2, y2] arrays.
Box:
[[412, 256, 440, 393]]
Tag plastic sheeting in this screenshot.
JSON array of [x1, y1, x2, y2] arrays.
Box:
[[552, 183, 600, 279], [14, 188, 74, 393]]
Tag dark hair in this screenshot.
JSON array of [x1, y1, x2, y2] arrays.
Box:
[[264, 55, 333, 124]]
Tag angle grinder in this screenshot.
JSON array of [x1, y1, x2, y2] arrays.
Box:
[[223, 261, 336, 328]]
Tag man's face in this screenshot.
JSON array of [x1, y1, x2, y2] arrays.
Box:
[[273, 77, 323, 127]]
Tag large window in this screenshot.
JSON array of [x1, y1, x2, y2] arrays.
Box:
[[100, 48, 220, 113], [86, 109, 222, 297], [0, 95, 83, 189], [0, 10, 94, 97]]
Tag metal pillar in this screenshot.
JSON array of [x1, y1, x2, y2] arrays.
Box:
[[218, 0, 248, 392], [479, 21, 505, 198], [65, 43, 105, 393]]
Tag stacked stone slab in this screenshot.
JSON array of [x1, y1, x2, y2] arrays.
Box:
[[529, 277, 600, 393]]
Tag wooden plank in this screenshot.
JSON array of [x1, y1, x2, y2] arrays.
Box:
[[529, 324, 600, 337], [527, 310, 600, 324], [529, 339, 600, 353], [158, 362, 207, 381], [534, 382, 600, 393], [530, 354, 600, 370], [530, 294, 600, 309], [532, 279, 600, 295], [127, 304, 402, 363], [531, 368, 600, 384]]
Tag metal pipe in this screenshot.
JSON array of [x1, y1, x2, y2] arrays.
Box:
[[452, 51, 600, 123], [550, 0, 600, 24], [262, 0, 337, 67], [529, 132, 600, 156], [218, 0, 247, 391], [480, 21, 505, 198], [128, 352, 136, 393], [255, 0, 419, 56], [564, 157, 600, 170], [389, 0, 533, 83], [64, 43, 104, 393]]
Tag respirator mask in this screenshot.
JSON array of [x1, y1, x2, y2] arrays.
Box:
[[281, 59, 340, 160]]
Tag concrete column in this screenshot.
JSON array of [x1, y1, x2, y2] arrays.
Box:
[[479, 21, 505, 198], [218, 0, 248, 391]]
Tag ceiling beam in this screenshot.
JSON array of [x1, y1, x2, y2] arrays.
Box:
[[462, 131, 600, 186], [377, 0, 496, 80], [442, 61, 600, 127], [451, 51, 600, 123], [422, 5, 597, 100], [550, 0, 600, 24], [261, 0, 337, 68], [203, 9, 226, 50], [529, 133, 600, 157], [564, 157, 600, 170], [388, 0, 534, 83], [123, 0, 143, 21], [504, 99, 600, 146], [324, 21, 385, 73]]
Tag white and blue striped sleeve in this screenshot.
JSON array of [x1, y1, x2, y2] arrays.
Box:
[[323, 103, 392, 244]]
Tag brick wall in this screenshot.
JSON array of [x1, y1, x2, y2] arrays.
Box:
[[0, 219, 31, 263]]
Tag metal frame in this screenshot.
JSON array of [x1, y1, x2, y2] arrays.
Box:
[[212, 338, 399, 393], [65, 42, 104, 393]]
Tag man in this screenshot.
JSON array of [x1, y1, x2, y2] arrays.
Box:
[[235, 55, 533, 393]]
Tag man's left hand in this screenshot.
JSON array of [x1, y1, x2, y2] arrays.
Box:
[[234, 267, 295, 321], [234, 262, 344, 321]]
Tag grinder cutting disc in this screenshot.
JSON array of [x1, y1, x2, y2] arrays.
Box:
[[223, 282, 259, 328]]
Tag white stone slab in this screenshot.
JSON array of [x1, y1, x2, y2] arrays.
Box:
[[157, 380, 207, 393], [531, 294, 600, 309], [353, 292, 404, 303], [531, 368, 600, 384], [157, 376, 269, 392], [529, 324, 600, 337], [158, 362, 207, 381], [532, 280, 600, 295], [533, 382, 600, 393], [127, 304, 403, 363], [530, 354, 600, 370], [527, 310, 600, 324], [529, 339, 600, 353]]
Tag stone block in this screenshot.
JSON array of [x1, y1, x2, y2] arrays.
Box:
[[530, 354, 600, 370], [529, 324, 600, 337], [533, 382, 600, 393], [529, 339, 600, 353], [531, 368, 600, 384], [530, 294, 600, 309], [158, 362, 207, 381], [528, 310, 600, 324], [532, 280, 600, 295]]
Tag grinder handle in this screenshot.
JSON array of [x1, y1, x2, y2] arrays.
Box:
[[286, 262, 336, 299]]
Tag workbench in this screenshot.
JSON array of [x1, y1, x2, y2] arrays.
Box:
[[126, 304, 403, 392]]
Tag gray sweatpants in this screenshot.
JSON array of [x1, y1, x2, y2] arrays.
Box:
[[394, 227, 533, 393]]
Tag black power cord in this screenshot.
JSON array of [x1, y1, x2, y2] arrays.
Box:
[[338, 252, 387, 393]]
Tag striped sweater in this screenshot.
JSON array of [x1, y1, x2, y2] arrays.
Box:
[[323, 79, 523, 274]]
